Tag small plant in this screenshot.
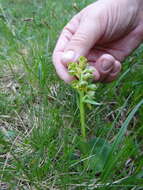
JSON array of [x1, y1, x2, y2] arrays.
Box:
[[68, 57, 111, 173], [68, 56, 98, 140]]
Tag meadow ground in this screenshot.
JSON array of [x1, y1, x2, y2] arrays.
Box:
[[0, 0, 143, 189]]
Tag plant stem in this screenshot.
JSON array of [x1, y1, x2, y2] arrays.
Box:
[[79, 91, 86, 141]]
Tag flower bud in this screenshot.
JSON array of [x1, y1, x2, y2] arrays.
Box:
[[69, 70, 76, 75], [88, 84, 97, 90], [79, 81, 88, 87], [82, 73, 93, 80], [87, 90, 95, 98]]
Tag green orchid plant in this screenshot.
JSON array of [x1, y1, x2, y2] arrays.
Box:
[[68, 57, 114, 173], [68, 56, 99, 140]]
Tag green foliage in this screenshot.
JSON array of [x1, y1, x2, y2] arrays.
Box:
[[0, 0, 143, 189], [78, 137, 112, 173]]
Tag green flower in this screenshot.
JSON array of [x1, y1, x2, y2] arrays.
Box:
[[68, 56, 97, 98], [68, 56, 98, 139]]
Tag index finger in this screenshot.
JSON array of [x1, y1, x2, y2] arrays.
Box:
[[53, 14, 81, 82]]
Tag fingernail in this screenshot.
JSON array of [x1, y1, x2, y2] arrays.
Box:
[[112, 62, 121, 74], [102, 60, 113, 71], [111, 67, 118, 74], [62, 51, 76, 63]]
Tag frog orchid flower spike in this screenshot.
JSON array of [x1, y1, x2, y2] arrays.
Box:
[[67, 56, 99, 140], [68, 56, 97, 102]]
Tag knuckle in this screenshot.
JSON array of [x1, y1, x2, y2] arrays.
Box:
[[63, 25, 74, 35], [70, 32, 88, 47], [62, 29, 72, 41]]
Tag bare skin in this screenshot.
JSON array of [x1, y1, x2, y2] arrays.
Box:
[[53, 0, 143, 83]]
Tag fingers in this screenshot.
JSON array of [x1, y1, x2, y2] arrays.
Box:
[[53, 11, 101, 83], [53, 52, 75, 83], [61, 15, 101, 64], [53, 14, 81, 82], [54, 14, 81, 54], [92, 54, 121, 83], [103, 60, 121, 82], [53, 51, 121, 83], [53, 9, 122, 83]]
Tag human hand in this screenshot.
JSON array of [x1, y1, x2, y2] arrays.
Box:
[[53, 0, 143, 83]]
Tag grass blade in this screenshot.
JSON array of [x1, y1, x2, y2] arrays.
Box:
[[102, 99, 143, 181]]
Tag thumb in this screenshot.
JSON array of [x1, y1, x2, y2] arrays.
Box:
[[61, 16, 101, 64]]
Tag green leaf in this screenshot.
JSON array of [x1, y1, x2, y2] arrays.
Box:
[[102, 99, 143, 181], [78, 137, 112, 173], [83, 99, 102, 105], [88, 84, 97, 90], [136, 170, 143, 178]]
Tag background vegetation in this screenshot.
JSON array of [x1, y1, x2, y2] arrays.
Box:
[[0, 0, 143, 189]]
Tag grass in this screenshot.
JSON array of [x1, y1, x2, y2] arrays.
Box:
[[0, 0, 143, 189]]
